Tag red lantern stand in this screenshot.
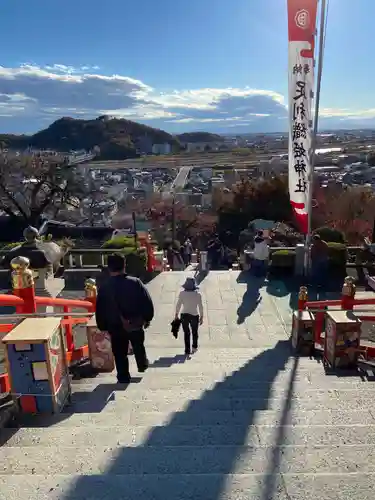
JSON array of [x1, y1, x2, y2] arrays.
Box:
[[291, 286, 315, 356], [324, 310, 362, 369]]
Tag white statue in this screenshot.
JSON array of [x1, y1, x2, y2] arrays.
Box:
[[36, 237, 74, 275]]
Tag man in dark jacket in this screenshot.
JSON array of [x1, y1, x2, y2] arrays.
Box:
[[96, 254, 154, 383]]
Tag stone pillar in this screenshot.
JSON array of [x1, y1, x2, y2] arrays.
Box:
[[294, 243, 305, 276], [200, 251, 208, 271], [34, 268, 53, 314]]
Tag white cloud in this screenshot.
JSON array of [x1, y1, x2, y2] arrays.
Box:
[[151, 88, 286, 110], [320, 107, 375, 119], [0, 63, 374, 133]]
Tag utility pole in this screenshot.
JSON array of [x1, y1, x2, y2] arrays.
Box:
[[305, 0, 327, 275], [132, 211, 137, 246], [171, 196, 176, 242]]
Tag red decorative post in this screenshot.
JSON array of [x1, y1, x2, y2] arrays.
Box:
[[11, 256, 36, 314], [63, 304, 74, 352], [298, 286, 308, 310], [85, 278, 97, 310], [341, 276, 356, 310]]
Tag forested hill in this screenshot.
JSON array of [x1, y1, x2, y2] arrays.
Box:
[[0, 116, 180, 160]]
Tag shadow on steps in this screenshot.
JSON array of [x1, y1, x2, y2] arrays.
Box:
[[58, 340, 294, 500]]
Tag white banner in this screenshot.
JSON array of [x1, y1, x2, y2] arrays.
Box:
[[287, 0, 318, 234]]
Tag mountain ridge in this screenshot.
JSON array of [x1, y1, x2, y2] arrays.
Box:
[[0, 116, 223, 160]]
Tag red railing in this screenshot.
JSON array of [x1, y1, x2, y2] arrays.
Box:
[[298, 282, 375, 357], [0, 293, 95, 394]]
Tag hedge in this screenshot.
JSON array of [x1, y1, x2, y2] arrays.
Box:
[[102, 236, 138, 249], [101, 238, 147, 278], [269, 244, 348, 270], [314, 227, 346, 244], [270, 249, 296, 268], [327, 242, 347, 268]]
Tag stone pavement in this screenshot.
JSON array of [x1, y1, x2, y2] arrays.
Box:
[[1, 270, 375, 499]]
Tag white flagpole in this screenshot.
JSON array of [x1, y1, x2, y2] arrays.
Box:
[[305, 0, 327, 275]]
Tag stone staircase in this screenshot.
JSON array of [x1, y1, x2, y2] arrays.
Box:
[[1, 271, 375, 499]]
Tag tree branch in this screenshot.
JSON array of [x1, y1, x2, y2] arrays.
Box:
[[0, 180, 29, 220]]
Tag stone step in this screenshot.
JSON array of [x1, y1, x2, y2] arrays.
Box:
[[2, 473, 374, 500], [2, 444, 375, 475], [65, 395, 373, 413], [136, 361, 336, 372], [70, 373, 374, 390], [69, 386, 375, 400], [3, 424, 375, 448], [76, 367, 350, 378], [144, 347, 289, 356], [10, 408, 375, 429], [145, 340, 291, 347], [74, 362, 335, 375]]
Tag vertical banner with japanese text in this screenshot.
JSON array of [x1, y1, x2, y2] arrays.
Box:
[[287, 0, 318, 234]]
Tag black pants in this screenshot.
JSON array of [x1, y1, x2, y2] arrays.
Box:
[[181, 313, 199, 353], [184, 254, 191, 265], [110, 329, 148, 381]]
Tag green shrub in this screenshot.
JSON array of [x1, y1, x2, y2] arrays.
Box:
[[1, 242, 22, 250], [126, 251, 147, 277], [314, 226, 346, 243], [102, 236, 138, 249], [270, 249, 296, 268], [327, 242, 347, 267]]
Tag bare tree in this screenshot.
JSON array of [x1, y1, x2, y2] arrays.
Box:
[[0, 153, 85, 226], [64, 188, 117, 227]]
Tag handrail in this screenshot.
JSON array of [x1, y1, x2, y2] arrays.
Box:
[[34, 296, 94, 310], [67, 248, 134, 254], [0, 294, 24, 306], [0, 311, 94, 319], [305, 299, 341, 308], [0, 293, 94, 311], [0, 245, 364, 258], [300, 307, 375, 313]]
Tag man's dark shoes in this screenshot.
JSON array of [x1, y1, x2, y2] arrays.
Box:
[[138, 359, 149, 373], [117, 376, 131, 384]]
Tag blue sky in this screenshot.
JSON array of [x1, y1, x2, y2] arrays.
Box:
[[0, 0, 374, 134]]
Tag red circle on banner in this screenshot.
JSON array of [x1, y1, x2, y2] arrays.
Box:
[[295, 9, 310, 30]]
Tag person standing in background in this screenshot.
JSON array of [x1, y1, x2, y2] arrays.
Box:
[[183, 238, 193, 265], [175, 277, 203, 355], [252, 231, 270, 276]]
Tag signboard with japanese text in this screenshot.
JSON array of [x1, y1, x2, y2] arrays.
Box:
[[287, 0, 318, 233]]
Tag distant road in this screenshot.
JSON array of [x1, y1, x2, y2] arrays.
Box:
[[83, 145, 368, 171], [171, 166, 192, 190], [68, 153, 96, 165]]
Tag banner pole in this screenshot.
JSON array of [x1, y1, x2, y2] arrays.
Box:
[[305, 0, 327, 275]]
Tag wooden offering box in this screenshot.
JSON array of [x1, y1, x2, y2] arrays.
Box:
[[3, 318, 71, 414], [291, 310, 315, 356], [324, 311, 362, 369], [87, 316, 115, 372]]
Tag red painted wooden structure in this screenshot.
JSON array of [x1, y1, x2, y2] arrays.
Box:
[[0, 258, 96, 394], [297, 277, 375, 360]]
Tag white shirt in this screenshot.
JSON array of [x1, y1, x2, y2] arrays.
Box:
[[175, 290, 204, 318], [253, 240, 269, 261]]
